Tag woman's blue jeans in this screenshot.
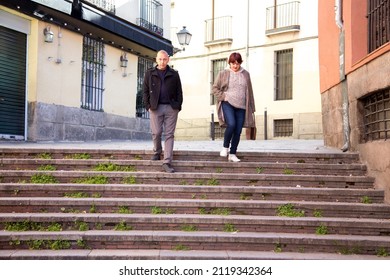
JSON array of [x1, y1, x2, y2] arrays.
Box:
[[221, 101, 246, 154]]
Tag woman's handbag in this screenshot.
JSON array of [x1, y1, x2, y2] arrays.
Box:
[[246, 126, 257, 140], [246, 114, 257, 140]]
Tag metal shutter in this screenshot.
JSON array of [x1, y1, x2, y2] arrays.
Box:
[[0, 25, 26, 139]]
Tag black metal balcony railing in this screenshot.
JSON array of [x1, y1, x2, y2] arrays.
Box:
[[84, 0, 116, 13], [136, 18, 163, 36], [266, 1, 300, 35], [204, 16, 232, 45]]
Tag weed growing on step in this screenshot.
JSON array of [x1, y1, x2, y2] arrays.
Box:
[[297, 159, 306, 163], [60, 207, 81, 213], [277, 203, 305, 217], [194, 179, 205, 185], [376, 247, 389, 257], [5, 221, 42, 231], [240, 193, 253, 200], [95, 222, 103, 230], [215, 168, 223, 173], [73, 175, 108, 184], [207, 178, 220, 185], [93, 163, 136, 172], [313, 209, 323, 217], [151, 206, 175, 214], [181, 225, 198, 232], [198, 208, 231, 215], [66, 153, 91, 160], [47, 223, 62, 231], [114, 221, 132, 231], [49, 239, 71, 250], [122, 176, 137, 184], [64, 191, 89, 198], [339, 246, 362, 255], [27, 239, 45, 250], [315, 224, 328, 235], [9, 239, 21, 246], [361, 196, 372, 204], [274, 243, 282, 253], [36, 153, 52, 159], [13, 189, 20, 196], [134, 155, 143, 160], [256, 167, 264, 174], [173, 244, 190, 251], [30, 174, 59, 184], [117, 206, 133, 214], [76, 238, 89, 249], [223, 223, 237, 232], [179, 180, 188, 185], [74, 221, 89, 231], [282, 168, 295, 175], [37, 165, 56, 171]]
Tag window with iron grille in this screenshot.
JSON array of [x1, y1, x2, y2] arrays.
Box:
[[275, 49, 293, 100], [81, 36, 105, 111], [136, 57, 154, 119], [137, 0, 163, 36], [363, 88, 390, 141], [368, 0, 389, 53], [210, 58, 227, 105], [213, 122, 225, 139], [274, 119, 293, 137]]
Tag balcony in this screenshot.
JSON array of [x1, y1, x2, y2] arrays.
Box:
[[84, 0, 116, 14], [204, 16, 233, 47], [266, 1, 300, 36]]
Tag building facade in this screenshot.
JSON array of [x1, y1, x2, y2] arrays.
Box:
[[170, 0, 323, 141], [318, 0, 390, 201], [0, 0, 172, 141]]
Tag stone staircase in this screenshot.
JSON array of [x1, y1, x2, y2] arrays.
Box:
[[0, 147, 390, 260]]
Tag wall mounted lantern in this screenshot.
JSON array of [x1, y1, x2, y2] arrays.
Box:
[[174, 26, 192, 53], [120, 53, 128, 68], [43, 26, 54, 43]]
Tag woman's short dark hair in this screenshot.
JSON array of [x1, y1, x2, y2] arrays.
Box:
[[228, 52, 243, 64]]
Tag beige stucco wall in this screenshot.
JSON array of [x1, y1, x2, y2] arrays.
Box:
[[35, 22, 138, 118]]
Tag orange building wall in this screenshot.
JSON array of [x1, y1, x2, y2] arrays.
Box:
[[318, 0, 342, 93]]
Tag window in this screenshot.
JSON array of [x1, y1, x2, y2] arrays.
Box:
[[138, 0, 163, 36], [210, 58, 226, 105], [275, 49, 293, 100], [363, 88, 390, 141], [274, 119, 293, 137], [368, 0, 389, 53], [136, 57, 154, 119], [81, 36, 104, 111]]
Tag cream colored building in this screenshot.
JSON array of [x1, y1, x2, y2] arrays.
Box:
[[0, 0, 172, 141], [170, 0, 323, 140]]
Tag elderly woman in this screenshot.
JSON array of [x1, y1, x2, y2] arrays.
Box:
[[212, 52, 256, 162]]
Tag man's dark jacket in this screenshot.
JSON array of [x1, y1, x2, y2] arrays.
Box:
[[143, 65, 183, 111]]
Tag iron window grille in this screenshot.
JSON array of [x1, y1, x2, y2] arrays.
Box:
[[210, 58, 227, 105], [275, 49, 293, 100], [81, 36, 105, 111], [274, 119, 293, 137], [363, 87, 390, 141], [367, 0, 390, 53], [136, 57, 154, 119]]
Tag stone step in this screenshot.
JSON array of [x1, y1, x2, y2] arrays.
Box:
[[0, 249, 385, 260], [0, 183, 383, 203], [0, 171, 375, 188], [1, 197, 389, 218], [1, 213, 390, 236], [0, 158, 368, 176], [0, 148, 362, 164], [1, 230, 389, 256]]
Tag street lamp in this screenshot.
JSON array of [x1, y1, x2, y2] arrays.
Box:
[[174, 26, 192, 53]]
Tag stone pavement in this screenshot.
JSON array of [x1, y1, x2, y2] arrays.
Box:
[[0, 139, 341, 154]]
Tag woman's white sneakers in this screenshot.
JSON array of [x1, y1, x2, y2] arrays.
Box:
[[228, 154, 241, 162], [220, 148, 241, 162], [220, 147, 229, 157]]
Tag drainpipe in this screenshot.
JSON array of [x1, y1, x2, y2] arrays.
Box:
[[335, 0, 350, 152]]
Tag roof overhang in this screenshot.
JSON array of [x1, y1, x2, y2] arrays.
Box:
[[0, 0, 173, 58]]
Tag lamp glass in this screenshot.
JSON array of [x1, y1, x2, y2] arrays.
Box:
[[177, 26, 192, 46]]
